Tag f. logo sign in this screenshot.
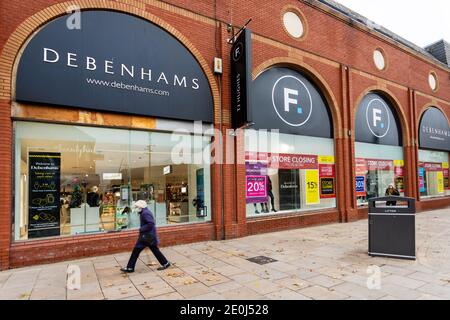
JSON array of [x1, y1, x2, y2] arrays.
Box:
[[365, 98, 390, 138], [272, 76, 313, 127], [233, 42, 243, 62], [373, 108, 382, 127]]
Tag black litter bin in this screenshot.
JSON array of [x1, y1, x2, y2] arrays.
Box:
[[368, 196, 416, 260]]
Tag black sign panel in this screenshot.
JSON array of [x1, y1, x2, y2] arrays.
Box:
[[278, 169, 301, 211], [419, 107, 450, 151], [231, 28, 252, 129], [28, 152, 61, 239], [355, 93, 402, 146], [320, 178, 335, 196], [16, 11, 213, 122], [251, 68, 332, 138]]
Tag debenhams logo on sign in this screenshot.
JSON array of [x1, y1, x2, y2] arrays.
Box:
[[42, 48, 201, 90], [422, 125, 450, 141]]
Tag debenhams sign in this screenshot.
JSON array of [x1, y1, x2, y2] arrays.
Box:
[[419, 107, 450, 152], [41, 48, 201, 90], [15, 10, 213, 122]]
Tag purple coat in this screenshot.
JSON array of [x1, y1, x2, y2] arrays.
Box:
[[136, 207, 159, 247]]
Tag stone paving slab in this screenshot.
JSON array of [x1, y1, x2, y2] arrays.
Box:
[[1, 208, 450, 300], [298, 285, 349, 300], [264, 288, 311, 300]]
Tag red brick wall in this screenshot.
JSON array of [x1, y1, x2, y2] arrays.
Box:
[[0, 101, 12, 270], [10, 223, 216, 268], [1, 0, 449, 269], [247, 210, 340, 235]]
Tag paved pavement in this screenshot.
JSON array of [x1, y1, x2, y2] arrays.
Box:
[[1, 208, 450, 300]]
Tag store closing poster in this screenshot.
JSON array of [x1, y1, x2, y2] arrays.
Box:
[[246, 162, 268, 204], [319, 156, 336, 199], [444, 162, 449, 190], [419, 165, 426, 193], [278, 169, 300, 211], [305, 170, 320, 205], [355, 158, 367, 196], [28, 152, 61, 238], [272, 154, 318, 210], [437, 171, 445, 194], [366, 159, 394, 198], [394, 160, 405, 192]]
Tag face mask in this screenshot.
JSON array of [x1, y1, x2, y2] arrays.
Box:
[[132, 207, 140, 214]]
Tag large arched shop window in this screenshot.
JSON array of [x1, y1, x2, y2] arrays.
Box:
[[245, 67, 335, 217], [355, 92, 403, 205], [418, 107, 450, 198], [13, 11, 214, 240]]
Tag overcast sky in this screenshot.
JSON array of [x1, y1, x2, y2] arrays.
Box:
[[334, 0, 450, 47]]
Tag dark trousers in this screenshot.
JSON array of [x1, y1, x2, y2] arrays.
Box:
[[126, 243, 168, 270]]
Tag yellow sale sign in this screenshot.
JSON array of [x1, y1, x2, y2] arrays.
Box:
[[319, 156, 335, 164], [305, 170, 320, 205], [394, 160, 404, 167], [437, 171, 444, 194]]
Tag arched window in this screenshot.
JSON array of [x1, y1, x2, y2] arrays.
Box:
[[354, 92, 403, 205], [418, 107, 450, 198], [13, 10, 214, 240], [245, 67, 335, 217]]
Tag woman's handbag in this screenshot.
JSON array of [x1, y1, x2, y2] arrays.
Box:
[[139, 233, 156, 246]]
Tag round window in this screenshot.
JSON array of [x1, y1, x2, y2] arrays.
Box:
[[373, 49, 386, 70], [428, 72, 438, 91], [283, 11, 304, 39]]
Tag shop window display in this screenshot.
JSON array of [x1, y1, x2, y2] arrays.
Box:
[[355, 143, 404, 205], [245, 67, 336, 217], [245, 133, 336, 217], [354, 92, 404, 205], [14, 121, 212, 241], [418, 107, 450, 199], [419, 150, 450, 198]]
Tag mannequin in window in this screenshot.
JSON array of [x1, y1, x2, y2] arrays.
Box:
[[60, 196, 70, 226], [87, 186, 100, 207], [253, 202, 269, 214], [267, 177, 277, 212]]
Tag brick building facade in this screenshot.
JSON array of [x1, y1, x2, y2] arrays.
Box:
[[0, 0, 449, 270]]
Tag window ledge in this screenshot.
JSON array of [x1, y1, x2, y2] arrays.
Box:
[[247, 208, 339, 221]]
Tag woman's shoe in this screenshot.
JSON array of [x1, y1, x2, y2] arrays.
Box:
[[157, 262, 171, 271], [120, 267, 135, 273]]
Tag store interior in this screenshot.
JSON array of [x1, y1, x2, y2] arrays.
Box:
[[14, 122, 211, 240]]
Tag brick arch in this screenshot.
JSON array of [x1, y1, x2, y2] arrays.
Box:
[[0, 0, 220, 120], [353, 86, 411, 147], [253, 57, 343, 139]]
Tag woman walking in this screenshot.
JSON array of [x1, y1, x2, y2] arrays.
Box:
[[121, 200, 171, 273]]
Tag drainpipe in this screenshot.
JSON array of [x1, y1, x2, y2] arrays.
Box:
[[214, 0, 226, 241]]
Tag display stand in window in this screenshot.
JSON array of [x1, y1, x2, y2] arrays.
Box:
[[166, 183, 189, 223]]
